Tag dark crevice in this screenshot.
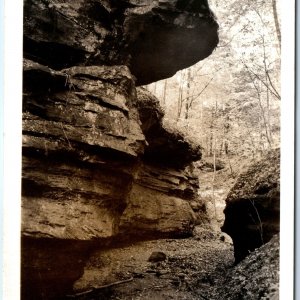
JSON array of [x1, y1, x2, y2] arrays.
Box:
[[176, 0, 209, 12], [22, 139, 138, 168], [23, 37, 88, 70], [84, 1, 113, 30], [254, 184, 273, 195], [22, 178, 129, 208]]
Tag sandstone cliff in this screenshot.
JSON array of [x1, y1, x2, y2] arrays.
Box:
[[22, 0, 219, 298]]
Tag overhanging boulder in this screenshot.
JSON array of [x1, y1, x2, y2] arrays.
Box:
[[24, 0, 218, 85]]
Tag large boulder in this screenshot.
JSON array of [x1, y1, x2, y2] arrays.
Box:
[[24, 0, 218, 85], [222, 149, 280, 263]]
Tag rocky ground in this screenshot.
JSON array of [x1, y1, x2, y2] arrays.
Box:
[[65, 227, 279, 300]]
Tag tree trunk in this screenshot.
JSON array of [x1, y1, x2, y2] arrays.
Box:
[[162, 79, 168, 106], [265, 73, 273, 144], [258, 95, 272, 148], [220, 140, 223, 156], [177, 72, 184, 121], [245, 127, 256, 158], [185, 68, 192, 119], [224, 140, 228, 155], [225, 150, 234, 177], [209, 134, 213, 156], [212, 135, 217, 219], [272, 0, 281, 49]]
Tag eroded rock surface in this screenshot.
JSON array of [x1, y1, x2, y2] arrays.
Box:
[[118, 89, 203, 239], [21, 70, 202, 298], [22, 60, 145, 298], [119, 165, 198, 239], [222, 149, 280, 262], [23, 60, 145, 241], [24, 0, 218, 85]]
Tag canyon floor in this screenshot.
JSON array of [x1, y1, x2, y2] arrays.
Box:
[[65, 226, 279, 300], [66, 228, 234, 300]]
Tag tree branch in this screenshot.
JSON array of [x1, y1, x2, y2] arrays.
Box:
[[66, 277, 134, 298], [188, 77, 214, 110], [242, 60, 280, 100]]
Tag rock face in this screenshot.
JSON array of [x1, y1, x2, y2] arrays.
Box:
[[24, 0, 218, 85], [221, 149, 280, 263], [22, 76, 202, 298], [22, 60, 145, 299], [23, 60, 145, 241], [22, 1, 218, 298], [119, 89, 201, 239]]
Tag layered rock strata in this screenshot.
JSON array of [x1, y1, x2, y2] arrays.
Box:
[[22, 0, 219, 298], [119, 88, 202, 239], [22, 60, 145, 299], [22, 69, 202, 298], [222, 149, 280, 263]]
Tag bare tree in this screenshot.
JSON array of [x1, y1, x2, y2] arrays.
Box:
[[161, 79, 168, 106], [177, 70, 186, 121]]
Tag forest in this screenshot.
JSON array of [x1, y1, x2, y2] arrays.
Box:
[[146, 0, 280, 160]]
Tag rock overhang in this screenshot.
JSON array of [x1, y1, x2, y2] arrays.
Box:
[[24, 0, 219, 85], [125, 4, 219, 85]]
